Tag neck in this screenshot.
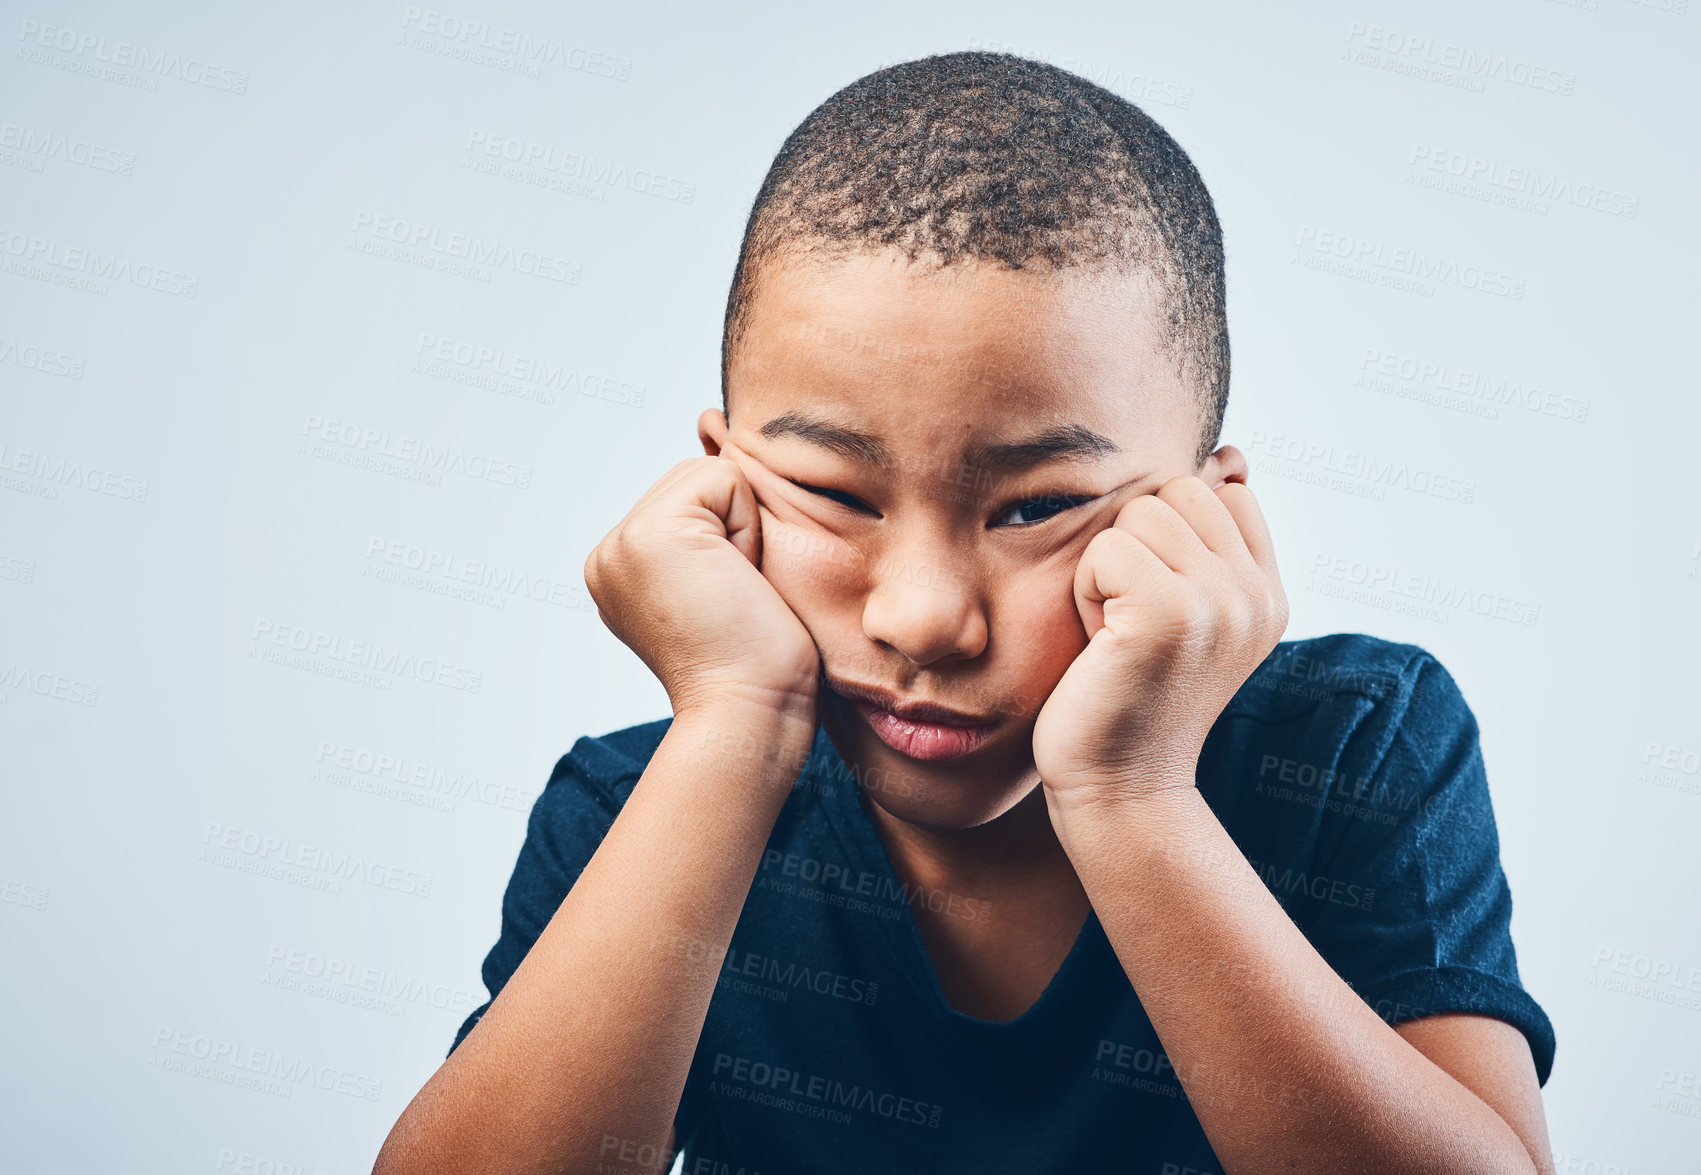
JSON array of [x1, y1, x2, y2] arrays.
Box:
[[860, 772, 1076, 894]]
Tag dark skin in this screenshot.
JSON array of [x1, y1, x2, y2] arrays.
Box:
[[863, 773, 1089, 1021], [701, 247, 1555, 1172], [705, 254, 1226, 1023], [372, 245, 1554, 1175]]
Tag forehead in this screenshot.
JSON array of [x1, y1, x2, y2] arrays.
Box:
[[728, 249, 1189, 450]]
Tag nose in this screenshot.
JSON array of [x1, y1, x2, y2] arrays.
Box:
[[859, 543, 988, 668]]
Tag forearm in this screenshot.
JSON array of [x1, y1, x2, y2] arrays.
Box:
[[1049, 784, 1539, 1175], [375, 701, 816, 1175]]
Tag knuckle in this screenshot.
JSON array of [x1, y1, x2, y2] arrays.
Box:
[[585, 538, 612, 576], [1159, 475, 1210, 505], [1115, 493, 1167, 528], [1225, 596, 1256, 634], [1172, 587, 1213, 631], [1089, 524, 1134, 554]]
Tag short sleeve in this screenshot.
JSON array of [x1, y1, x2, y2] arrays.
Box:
[[1304, 654, 1557, 1085], [447, 750, 623, 1056]]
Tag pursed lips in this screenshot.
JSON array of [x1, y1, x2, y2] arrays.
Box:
[[823, 675, 999, 728]]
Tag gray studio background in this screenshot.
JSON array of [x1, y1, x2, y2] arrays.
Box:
[[3, 1, 1697, 1172]]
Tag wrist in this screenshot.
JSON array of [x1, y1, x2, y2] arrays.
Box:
[[670, 670, 819, 726], [668, 695, 819, 789], [1042, 761, 1206, 849]]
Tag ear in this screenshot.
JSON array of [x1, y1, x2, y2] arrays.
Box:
[[1197, 443, 1249, 488], [698, 408, 730, 457]]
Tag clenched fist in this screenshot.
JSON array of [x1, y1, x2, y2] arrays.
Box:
[[1032, 475, 1288, 819], [584, 456, 822, 723]]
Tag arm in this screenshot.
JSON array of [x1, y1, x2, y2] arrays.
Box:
[[1050, 783, 1549, 1174], [1396, 1014, 1555, 1175], [374, 700, 814, 1175], [376, 454, 825, 1175], [1032, 472, 1550, 1174]]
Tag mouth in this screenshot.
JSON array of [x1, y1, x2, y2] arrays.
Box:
[[824, 675, 1000, 762]]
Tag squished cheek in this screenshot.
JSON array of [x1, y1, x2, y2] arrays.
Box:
[[757, 513, 867, 598]]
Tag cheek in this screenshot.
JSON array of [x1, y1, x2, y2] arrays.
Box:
[[756, 512, 868, 628], [992, 565, 1089, 710]]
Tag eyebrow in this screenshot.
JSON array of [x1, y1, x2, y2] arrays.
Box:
[[758, 411, 893, 468], [756, 412, 1121, 474], [963, 424, 1122, 473]]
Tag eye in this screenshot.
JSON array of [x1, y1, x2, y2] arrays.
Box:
[[989, 493, 1098, 528], [792, 480, 881, 517]]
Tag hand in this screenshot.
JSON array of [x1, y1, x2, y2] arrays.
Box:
[[1031, 475, 1288, 818], [584, 456, 822, 722]]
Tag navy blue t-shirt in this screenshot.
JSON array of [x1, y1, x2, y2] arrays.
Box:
[[450, 633, 1555, 1173]]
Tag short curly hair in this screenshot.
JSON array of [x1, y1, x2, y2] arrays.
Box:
[[721, 50, 1230, 467]]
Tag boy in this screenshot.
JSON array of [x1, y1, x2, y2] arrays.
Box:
[[376, 52, 1555, 1174]]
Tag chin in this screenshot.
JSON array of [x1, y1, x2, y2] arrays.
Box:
[[826, 712, 1041, 830], [863, 781, 1038, 831]]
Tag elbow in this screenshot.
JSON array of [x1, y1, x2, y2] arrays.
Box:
[[371, 1114, 467, 1175], [370, 1127, 427, 1175]]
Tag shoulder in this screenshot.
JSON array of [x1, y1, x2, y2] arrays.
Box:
[[521, 716, 676, 840], [547, 715, 675, 797], [1213, 632, 1481, 807], [1226, 631, 1471, 731], [498, 716, 677, 899], [1229, 631, 1432, 713]]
